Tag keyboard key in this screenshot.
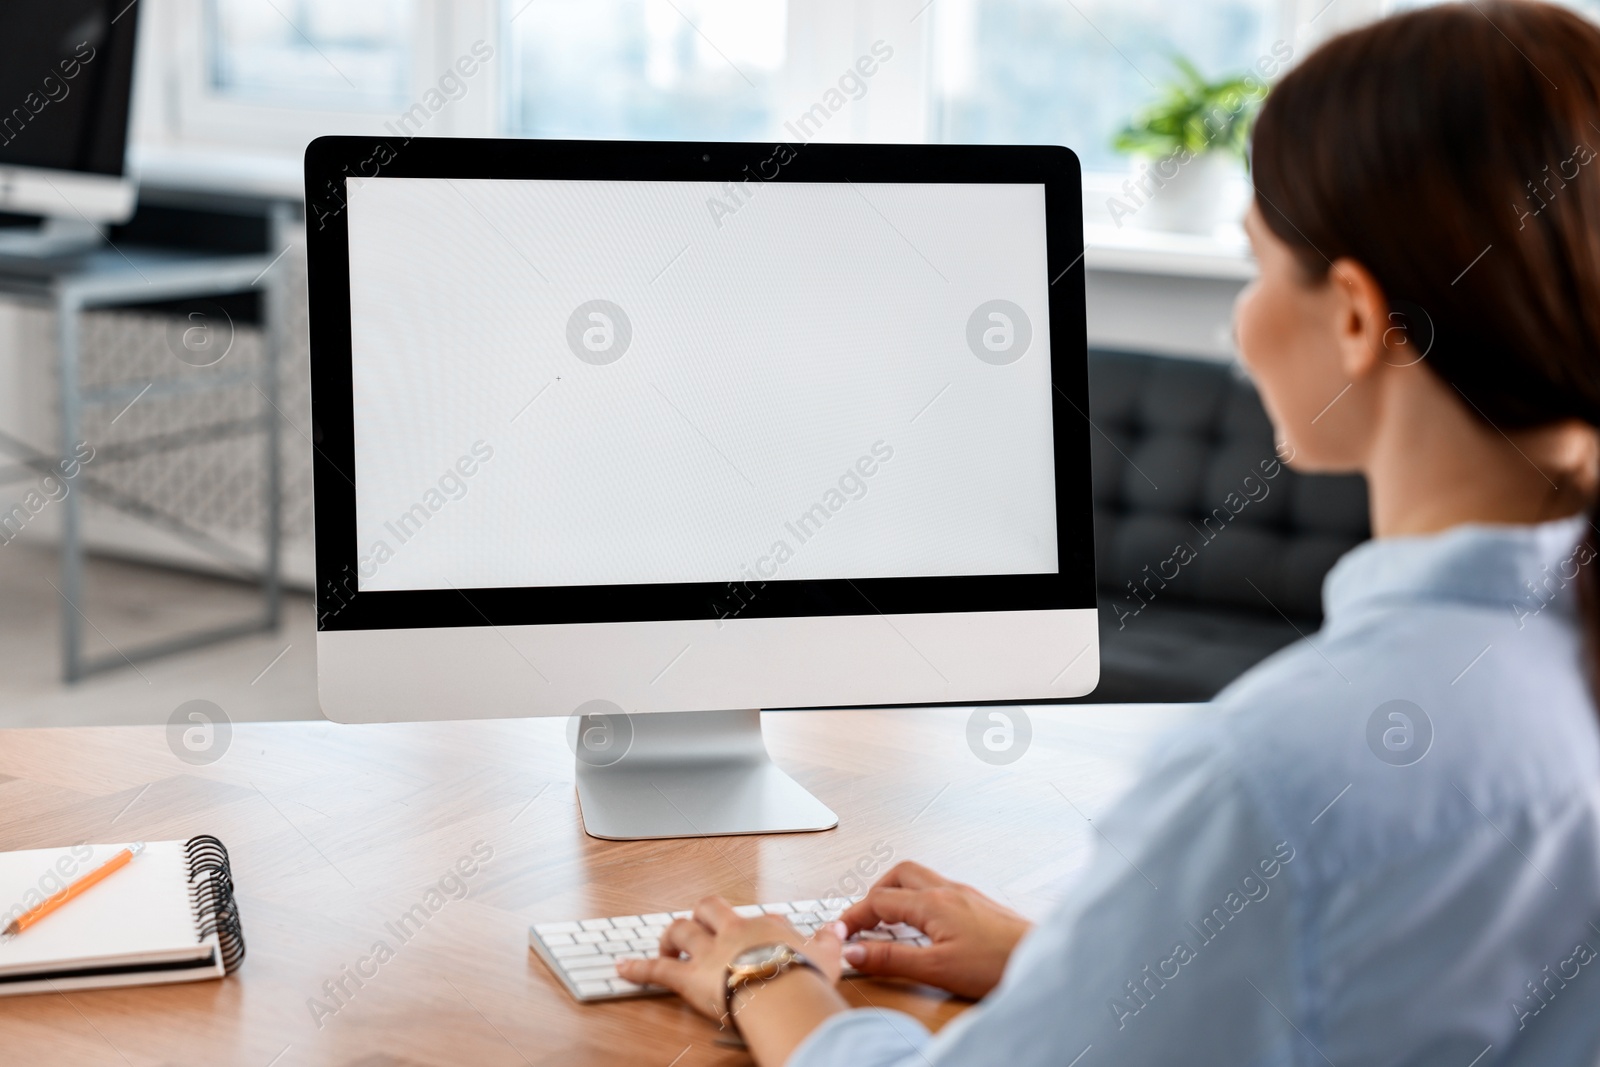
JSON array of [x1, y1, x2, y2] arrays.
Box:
[[732, 905, 765, 918], [580, 918, 613, 931], [542, 932, 575, 946], [613, 951, 647, 962], [790, 900, 821, 912], [642, 913, 673, 925], [551, 943, 600, 959], [573, 931, 606, 944], [609, 978, 645, 994], [567, 965, 619, 983], [760, 902, 793, 914], [629, 938, 657, 952], [670, 910, 693, 920], [576, 980, 612, 997], [535, 921, 582, 936], [855, 928, 894, 941], [793, 912, 820, 925], [611, 915, 644, 928], [599, 940, 632, 954], [641, 925, 664, 939]]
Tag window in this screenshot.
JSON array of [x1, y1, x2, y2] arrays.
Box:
[[504, 0, 788, 141], [208, 0, 414, 111], [159, 0, 1552, 210], [929, 0, 1282, 173]]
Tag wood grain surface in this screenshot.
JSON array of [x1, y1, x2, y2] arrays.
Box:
[[0, 703, 1195, 1066]]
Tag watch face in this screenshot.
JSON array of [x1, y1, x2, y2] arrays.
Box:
[[732, 944, 784, 969]]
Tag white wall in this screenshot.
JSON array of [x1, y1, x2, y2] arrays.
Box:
[[1086, 268, 1244, 360]]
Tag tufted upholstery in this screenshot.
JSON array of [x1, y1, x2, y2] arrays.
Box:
[[1086, 349, 1370, 702]]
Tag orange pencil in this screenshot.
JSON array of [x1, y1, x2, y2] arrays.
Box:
[[1, 843, 145, 941]]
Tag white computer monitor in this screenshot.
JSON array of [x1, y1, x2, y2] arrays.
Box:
[[305, 137, 1098, 840], [0, 0, 141, 254]]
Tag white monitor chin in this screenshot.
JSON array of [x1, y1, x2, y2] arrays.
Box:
[[0, 168, 137, 257]]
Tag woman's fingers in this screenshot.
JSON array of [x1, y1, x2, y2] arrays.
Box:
[[803, 920, 848, 981], [841, 885, 933, 934], [838, 862, 947, 929], [841, 938, 945, 986], [876, 860, 950, 892], [692, 895, 737, 933], [659, 917, 712, 959], [616, 954, 690, 991]]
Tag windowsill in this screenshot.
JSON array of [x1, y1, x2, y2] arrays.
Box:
[[1084, 222, 1256, 281], [1079, 166, 1256, 281]]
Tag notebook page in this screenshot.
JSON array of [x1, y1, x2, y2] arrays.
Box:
[[0, 841, 212, 976]]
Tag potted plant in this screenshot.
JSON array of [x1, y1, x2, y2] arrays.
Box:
[[1110, 56, 1267, 235]]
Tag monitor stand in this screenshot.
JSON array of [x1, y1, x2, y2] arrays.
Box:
[[573, 708, 838, 841], [0, 217, 102, 259]]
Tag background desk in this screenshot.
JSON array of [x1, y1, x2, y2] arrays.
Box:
[[0, 704, 1197, 1066], [0, 242, 291, 682]]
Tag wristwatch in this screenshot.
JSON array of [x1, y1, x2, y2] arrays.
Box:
[[724, 942, 824, 1027]]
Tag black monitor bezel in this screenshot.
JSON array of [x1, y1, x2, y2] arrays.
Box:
[[0, 0, 140, 177], [304, 136, 1095, 632]]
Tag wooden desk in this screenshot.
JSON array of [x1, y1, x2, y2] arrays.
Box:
[[0, 704, 1195, 1066]]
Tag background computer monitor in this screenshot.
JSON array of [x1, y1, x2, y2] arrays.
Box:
[[0, 0, 140, 249], [305, 137, 1097, 840]]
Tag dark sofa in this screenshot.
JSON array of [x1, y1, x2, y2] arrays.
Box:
[[1086, 349, 1370, 702]]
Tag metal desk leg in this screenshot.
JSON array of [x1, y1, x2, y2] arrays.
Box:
[[262, 205, 291, 631], [57, 292, 85, 683]]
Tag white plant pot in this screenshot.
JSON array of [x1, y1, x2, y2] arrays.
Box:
[[1126, 151, 1242, 236]]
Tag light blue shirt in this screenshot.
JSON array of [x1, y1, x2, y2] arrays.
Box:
[[791, 518, 1600, 1067]]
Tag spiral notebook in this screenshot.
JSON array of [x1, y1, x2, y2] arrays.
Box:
[[0, 837, 245, 996]]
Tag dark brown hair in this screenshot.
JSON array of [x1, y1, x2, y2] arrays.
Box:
[[1251, 1, 1600, 684]]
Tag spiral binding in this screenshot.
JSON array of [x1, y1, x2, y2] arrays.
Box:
[[184, 836, 245, 975]]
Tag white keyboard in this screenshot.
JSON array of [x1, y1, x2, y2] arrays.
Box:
[[529, 898, 930, 1002]]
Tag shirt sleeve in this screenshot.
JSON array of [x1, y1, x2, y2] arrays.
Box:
[[789, 728, 1310, 1067]]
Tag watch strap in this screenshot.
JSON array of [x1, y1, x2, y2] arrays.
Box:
[[722, 944, 823, 1031]]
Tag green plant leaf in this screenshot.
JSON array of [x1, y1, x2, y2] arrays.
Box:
[[1110, 52, 1269, 161]]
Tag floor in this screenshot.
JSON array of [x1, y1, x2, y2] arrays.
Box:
[[0, 543, 322, 728]]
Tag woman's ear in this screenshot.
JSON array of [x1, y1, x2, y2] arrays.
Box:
[[1326, 257, 1391, 384]]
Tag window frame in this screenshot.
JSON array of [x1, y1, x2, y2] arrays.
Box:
[[135, 0, 501, 155]]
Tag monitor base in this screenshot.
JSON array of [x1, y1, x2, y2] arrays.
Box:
[[573, 708, 838, 841]]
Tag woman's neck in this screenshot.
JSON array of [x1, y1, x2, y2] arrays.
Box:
[[1363, 367, 1594, 538]]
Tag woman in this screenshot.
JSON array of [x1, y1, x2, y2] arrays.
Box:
[[618, 3, 1600, 1063]]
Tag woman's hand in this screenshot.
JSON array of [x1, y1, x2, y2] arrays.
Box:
[[617, 895, 848, 1022], [839, 861, 1033, 1000]]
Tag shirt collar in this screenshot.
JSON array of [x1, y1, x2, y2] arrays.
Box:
[[1322, 515, 1590, 619]]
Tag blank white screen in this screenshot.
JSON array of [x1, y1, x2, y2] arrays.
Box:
[[346, 177, 1058, 591]]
